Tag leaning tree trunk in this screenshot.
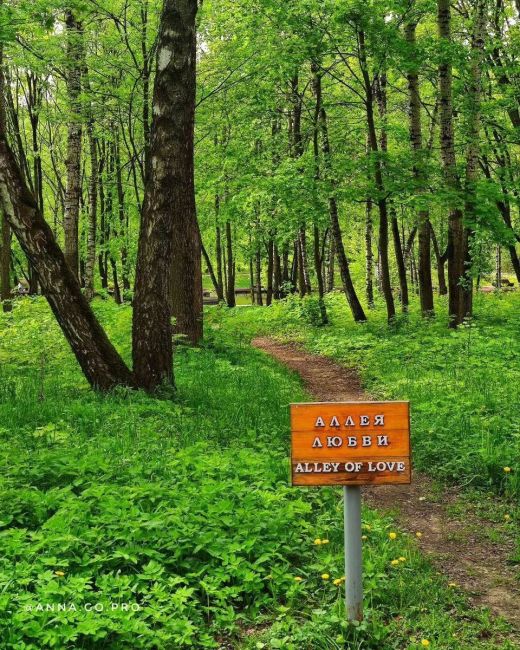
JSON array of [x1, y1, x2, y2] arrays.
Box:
[[406, 19, 434, 316], [63, 11, 83, 279], [0, 140, 133, 389], [133, 0, 199, 389]]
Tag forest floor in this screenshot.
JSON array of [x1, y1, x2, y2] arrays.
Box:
[[252, 337, 520, 636]]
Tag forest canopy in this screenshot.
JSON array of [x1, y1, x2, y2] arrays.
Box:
[[0, 0, 519, 388]]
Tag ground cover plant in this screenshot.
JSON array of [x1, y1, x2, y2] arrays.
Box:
[[211, 292, 520, 500], [0, 298, 515, 649]]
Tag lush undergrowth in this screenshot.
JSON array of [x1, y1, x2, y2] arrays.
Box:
[[211, 291, 520, 500], [0, 299, 515, 648]]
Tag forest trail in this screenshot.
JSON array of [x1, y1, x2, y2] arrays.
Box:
[[252, 337, 520, 636]]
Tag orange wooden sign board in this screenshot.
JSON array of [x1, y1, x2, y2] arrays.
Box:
[[290, 402, 411, 486]]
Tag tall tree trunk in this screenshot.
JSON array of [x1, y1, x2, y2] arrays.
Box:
[[115, 132, 130, 293], [273, 243, 282, 299], [326, 233, 335, 292], [225, 220, 235, 307], [313, 225, 328, 324], [460, 0, 487, 320], [133, 0, 199, 389], [266, 237, 274, 306], [438, 0, 469, 326], [406, 18, 434, 315], [215, 199, 224, 301], [365, 199, 374, 308], [359, 34, 394, 320], [390, 208, 408, 309], [84, 115, 97, 301], [255, 248, 263, 306], [63, 11, 83, 279], [1, 210, 10, 308], [429, 223, 448, 295], [312, 64, 366, 321], [201, 241, 220, 299]]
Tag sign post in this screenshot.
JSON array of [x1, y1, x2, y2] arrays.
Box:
[[290, 401, 411, 622]]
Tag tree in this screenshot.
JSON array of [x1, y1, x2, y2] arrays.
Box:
[[133, 0, 200, 388]]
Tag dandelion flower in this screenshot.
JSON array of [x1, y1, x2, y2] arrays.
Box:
[[389, 532, 397, 540], [399, 556, 406, 562], [294, 576, 303, 582], [504, 514, 511, 521], [321, 539, 330, 545], [333, 578, 342, 586], [362, 524, 371, 531], [504, 467, 512, 473], [314, 538, 322, 545], [390, 559, 400, 566], [321, 573, 330, 580], [421, 641, 430, 648], [415, 532, 423, 538], [361, 535, 368, 541], [54, 571, 65, 577], [448, 582, 457, 588]]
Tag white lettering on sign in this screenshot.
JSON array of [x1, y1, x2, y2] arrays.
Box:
[[312, 436, 323, 448], [295, 461, 407, 474], [313, 414, 387, 428], [327, 436, 342, 447], [295, 462, 341, 473]]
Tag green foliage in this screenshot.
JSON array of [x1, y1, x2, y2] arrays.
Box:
[[212, 292, 520, 498], [0, 299, 514, 648]]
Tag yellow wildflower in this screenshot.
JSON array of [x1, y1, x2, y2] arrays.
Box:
[[314, 538, 322, 545], [391, 559, 400, 566], [294, 576, 303, 582], [333, 578, 342, 586], [421, 641, 430, 648], [321, 573, 330, 580], [361, 535, 368, 541], [448, 582, 457, 588], [415, 532, 423, 538], [321, 539, 330, 545], [504, 514, 511, 522], [504, 467, 512, 473], [399, 556, 406, 562], [54, 571, 65, 577], [389, 532, 397, 540]]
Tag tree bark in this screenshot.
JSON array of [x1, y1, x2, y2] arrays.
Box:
[[406, 19, 434, 315], [0, 140, 133, 389], [225, 219, 235, 307], [359, 34, 395, 320], [84, 113, 97, 301], [438, 0, 470, 326], [133, 0, 200, 389], [312, 64, 366, 321], [63, 11, 83, 279]]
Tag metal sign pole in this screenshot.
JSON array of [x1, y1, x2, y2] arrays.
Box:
[[343, 485, 363, 622]]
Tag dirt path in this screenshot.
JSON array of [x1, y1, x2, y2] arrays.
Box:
[[253, 336, 520, 635]]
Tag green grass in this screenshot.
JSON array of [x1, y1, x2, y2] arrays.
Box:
[[0, 298, 515, 648], [209, 291, 520, 498]]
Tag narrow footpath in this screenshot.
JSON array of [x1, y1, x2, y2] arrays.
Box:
[[252, 337, 520, 636]]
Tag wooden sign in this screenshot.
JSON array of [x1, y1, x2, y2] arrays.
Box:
[[290, 401, 411, 486]]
